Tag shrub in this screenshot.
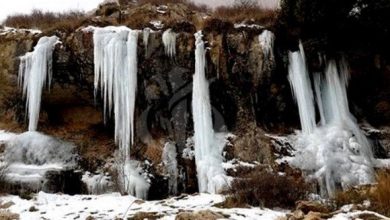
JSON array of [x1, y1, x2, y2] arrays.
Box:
[[224, 167, 309, 209]]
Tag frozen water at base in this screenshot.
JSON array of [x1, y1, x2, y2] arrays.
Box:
[[162, 142, 179, 195], [82, 172, 115, 195], [283, 125, 374, 196], [116, 157, 150, 200], [0, 131, 78, 191]]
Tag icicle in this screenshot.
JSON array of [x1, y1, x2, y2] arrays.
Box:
[[88, 26, 149, 198], [288, 41, 316, 134], [162, 28, 177, 57], [143, 28, 151, 56], [258, 30, 275, 60], [192, 31, 227, 193], [18, 36, 60, 131], [313, 73, 326, 126]]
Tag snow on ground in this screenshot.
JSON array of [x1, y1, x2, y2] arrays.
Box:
[[0, 193, 287, 220]]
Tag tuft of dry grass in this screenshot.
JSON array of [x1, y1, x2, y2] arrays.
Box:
[[223, 167, 308, 209], [371, 170, 390, 216], [334, 170, 390, 217], [3, 9, 86, 33]]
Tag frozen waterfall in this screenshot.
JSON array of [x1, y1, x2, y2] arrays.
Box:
[[87, 26, 149, 199], [18, 36, 59, 131], [286, 43, 374, 197], [192, 31, 228, 193]]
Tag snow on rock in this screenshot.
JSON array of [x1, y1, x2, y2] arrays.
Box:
[[18, 36, 60, 131], [150, 20, 164, 29], [162, 28, 177, 57], [234, 23, 264, 29], [0, 26, 42, 35], [0, 192, 287, 220]]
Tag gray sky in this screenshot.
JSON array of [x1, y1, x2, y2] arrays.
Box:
[[0, 0, 279, 23]]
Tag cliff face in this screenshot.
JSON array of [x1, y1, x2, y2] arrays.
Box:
[[0, 3, 389, 198]]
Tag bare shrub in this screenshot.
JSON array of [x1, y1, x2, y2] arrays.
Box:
[[223, 167, 309, 209]]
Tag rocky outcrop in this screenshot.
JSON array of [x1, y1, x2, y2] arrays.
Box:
[[0, 2, 389, 199]]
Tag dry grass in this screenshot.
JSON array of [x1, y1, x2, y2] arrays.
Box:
[[213, 5, 278, 26], [334, 170, 390, 217], [0, 210, 19, 220], [222, 167, 308, 209], [3, 9, 86, 33], [371, 171, 390, 216]]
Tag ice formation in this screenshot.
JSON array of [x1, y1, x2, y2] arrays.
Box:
[[287, 43, 374, 196], [82, 172, 114, 194], [89, 26, 149, 198], [162, 142, 178, 195], [1, 131, 77, 190], [192, 31, 228, 193], [162, 28, 177, 57], [287, 42, 316, 134], [143, 27, 151, 55], [116, 159, 150, 199], [259, 30, 275, 60], [18, 36, 60, 131]]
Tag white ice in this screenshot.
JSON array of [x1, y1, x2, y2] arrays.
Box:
[[192, 31, 229, 194], [259, 30, 275, 60], [87, 26, 150, 198], [286, 43, 374, 197], [18, 36, 60, 131], [162, 28, 177, 57], [1, 131, 77, 190]]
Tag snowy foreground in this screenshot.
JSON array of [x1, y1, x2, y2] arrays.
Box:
[[1, 193, 388, 220], [0, 193, 286, 220]]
